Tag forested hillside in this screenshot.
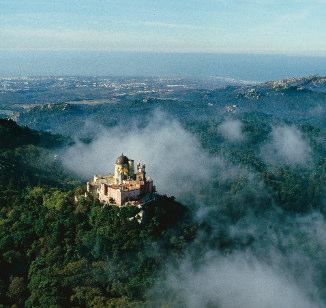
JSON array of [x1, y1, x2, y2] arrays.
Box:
[[0, 119, 194, 306], [0, 88, 326, 307]]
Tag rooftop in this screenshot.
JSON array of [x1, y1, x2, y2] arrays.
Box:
[[116, 153, 129, 165]]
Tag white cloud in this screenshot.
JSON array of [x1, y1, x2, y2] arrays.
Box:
[[261, 125, 312, 167], [218, 119, 244, 142], [61, 112, 216, 198], [61, 111, 254, 203], [150, 253, 320, 308], [149, 211, 326, 308]]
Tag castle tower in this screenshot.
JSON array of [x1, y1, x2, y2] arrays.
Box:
[[128, 159, 135, 177], [114, 153, 130, 184], [136, 163, 146, 182], [86, 153, 155, 207]]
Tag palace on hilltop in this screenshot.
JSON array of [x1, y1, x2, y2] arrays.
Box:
[[86, 154, 155, 206]]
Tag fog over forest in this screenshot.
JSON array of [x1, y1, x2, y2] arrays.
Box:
[[0, 75, 325, 307], [1, 0, 326, 305], [60, 109, 326, 308]]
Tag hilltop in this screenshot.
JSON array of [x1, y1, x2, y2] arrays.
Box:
[[0, 76, 325, 306], [0, 119, 192, 306], [0, 119, 74, 190], [0, 75, 324, 136], [263, 76, 326, 93]]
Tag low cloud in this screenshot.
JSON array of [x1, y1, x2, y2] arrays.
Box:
[[61, 112, 325, 307], [61, 111, 268, 211], [149, 210, 326, 308], [218, 119, 244, 143], [62, 112, 234, 199], [149, 252, 320, 308], [261, 125, 312, 167]]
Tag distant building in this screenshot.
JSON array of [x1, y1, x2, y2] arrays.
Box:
[[86, 154, 155, 206]]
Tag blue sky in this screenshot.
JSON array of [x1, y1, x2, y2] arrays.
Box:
[[1, 0, 326, 54]]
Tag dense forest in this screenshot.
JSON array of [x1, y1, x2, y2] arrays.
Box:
[[0, 90, 325, 307], [0, 119, 197, 306]]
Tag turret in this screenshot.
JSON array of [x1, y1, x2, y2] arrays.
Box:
[[136, 163, 146, 182], [114, 154, 137, 183], [128, 159, 135, 177], [86, 153, 156, 207]]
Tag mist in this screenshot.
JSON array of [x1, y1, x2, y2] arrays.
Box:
[[60, 111, 325, 307], [218, 119, 245, 143], [62, 111, 265, 210], [148, 208, 326, 308], [261, 125, 312, 167], [149, 253, 321, 308], [62, 111, 221, 199]]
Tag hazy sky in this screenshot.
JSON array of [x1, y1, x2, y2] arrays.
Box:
[[1, 0, 326, 54]]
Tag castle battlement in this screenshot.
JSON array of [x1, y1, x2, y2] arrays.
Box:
[[86, 154, 155, 206]]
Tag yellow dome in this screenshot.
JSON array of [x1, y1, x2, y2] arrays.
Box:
[[116, 153, 129, 165]]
